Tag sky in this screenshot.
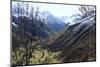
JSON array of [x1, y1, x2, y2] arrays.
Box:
[[32, 3, 80, 17], [12, 1, 80, 18]]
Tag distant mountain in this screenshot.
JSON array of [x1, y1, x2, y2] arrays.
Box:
[[40, 11, 66, 32], [12, 11, 67, 40]]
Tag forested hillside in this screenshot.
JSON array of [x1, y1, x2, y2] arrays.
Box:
[[11, 1, 96, 66]]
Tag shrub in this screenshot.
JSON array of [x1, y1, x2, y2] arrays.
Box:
[[29, 47, 61, 64]]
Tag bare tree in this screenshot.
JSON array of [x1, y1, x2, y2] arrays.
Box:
[[78, 6, 95, 17], [72, 6, 96, 23]]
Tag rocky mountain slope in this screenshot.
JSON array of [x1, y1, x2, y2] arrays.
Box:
[[47, 14, 96, 62]]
